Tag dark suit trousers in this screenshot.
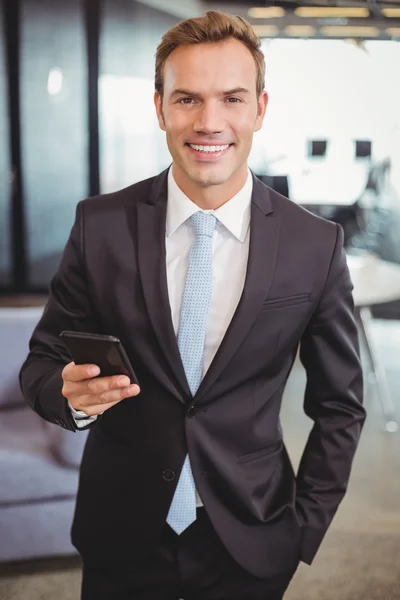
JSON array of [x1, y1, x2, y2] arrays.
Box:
[[81, 508, 298, 600]]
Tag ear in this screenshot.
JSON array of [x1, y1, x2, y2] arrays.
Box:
[[154, 91, 166, 131], [254, 90, 268, 133]]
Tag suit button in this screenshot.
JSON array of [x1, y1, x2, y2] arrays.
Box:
[[162, 469, 175, 482], [186, 406, 196, 418]]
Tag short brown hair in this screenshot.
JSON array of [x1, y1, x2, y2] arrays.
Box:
[[155, 10, 265, 98]]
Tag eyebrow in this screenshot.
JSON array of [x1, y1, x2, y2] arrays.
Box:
[[170, 87, 251, 98]]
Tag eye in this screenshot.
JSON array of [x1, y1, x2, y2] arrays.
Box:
[[178, 97, 195, 105], [226, 97, 241, 103]]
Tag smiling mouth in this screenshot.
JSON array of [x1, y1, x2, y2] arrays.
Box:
[[187, 143, 232, 153], [185, 143, 233, 160]]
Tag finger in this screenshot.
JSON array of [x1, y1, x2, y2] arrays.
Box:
[[72, 386, 137, 414], [75, 384, 139, 411], [96, 384, 140, 405], [62, 362, 100, 383], [63, 377, 139, 405], [63, 374, 132, 398], [86, 375, 135, 395]]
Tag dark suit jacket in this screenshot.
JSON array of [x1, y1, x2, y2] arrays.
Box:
[[20, 168, 365, 578]]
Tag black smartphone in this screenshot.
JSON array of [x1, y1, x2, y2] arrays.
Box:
[[59, 331, 140, 385]]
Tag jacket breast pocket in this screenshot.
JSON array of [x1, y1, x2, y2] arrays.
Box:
[[261, 293, 311, 311]]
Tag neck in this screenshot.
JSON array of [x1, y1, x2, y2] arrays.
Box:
[[171, 164, 249, 210]]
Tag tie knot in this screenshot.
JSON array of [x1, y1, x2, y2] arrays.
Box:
[[191, 212, 216, 238]]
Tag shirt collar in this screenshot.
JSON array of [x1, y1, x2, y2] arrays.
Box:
[[166, 167, 253, 243]]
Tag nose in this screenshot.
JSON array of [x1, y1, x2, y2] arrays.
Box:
[[193, 101, 224, 135]]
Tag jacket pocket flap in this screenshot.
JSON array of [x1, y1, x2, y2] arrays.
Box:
[[261, 293, 311, 310], [237, 441, 283, 464]]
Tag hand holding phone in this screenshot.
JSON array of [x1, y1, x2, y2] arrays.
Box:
[[59, 331, 140, 416]]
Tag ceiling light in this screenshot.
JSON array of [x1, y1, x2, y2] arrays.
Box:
[[386, 27, 400, 36], [382, 8, 400, 18], [320, 26, 379, 37], [295, 7, 369, 18], [284, 25, 316, 37], [248, 7, 285, 19], [47, 68, 63, 96], [251, 24, 280, 37]]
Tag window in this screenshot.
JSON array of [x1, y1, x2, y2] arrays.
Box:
[[20, 0, 88, 288], [0, 5, 11, 286], [99, 0, 177, 193]]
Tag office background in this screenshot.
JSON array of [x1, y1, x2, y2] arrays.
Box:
[[1, 0, 400, 296], [1, 1, 400, 599]]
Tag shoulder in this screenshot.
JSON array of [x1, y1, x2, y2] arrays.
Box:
[[80, 173, 161, 212], [255, 178, 339, 248], [274, 190, 336, 232]]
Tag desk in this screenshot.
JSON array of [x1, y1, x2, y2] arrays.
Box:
[[289, 162, 369, 206], [347, 253, 400, 432]]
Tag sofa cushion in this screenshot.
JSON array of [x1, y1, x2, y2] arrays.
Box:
[[0, 405, 50, 456], [0, 450, 80, 505], [0, 499, 78, 562], [0, 407, 80, 504]]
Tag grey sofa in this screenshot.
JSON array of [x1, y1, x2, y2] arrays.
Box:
[[0, 307, 87, 563]]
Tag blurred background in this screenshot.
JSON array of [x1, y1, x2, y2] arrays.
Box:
[[1, 1, 400, 599], [0, 0, 400, 299]]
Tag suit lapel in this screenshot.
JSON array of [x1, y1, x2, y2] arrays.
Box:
[[194, 176, 281, 403], [137, 169, 191, 403]]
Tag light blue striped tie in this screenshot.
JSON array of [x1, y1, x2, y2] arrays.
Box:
[[166, 211, 216, 534]]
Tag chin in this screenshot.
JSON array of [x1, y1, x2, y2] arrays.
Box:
[[191, 167, 232, 187]]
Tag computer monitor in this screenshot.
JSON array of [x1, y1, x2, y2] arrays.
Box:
[[308, 140, 327, 157], [355, 140, 372, 158]]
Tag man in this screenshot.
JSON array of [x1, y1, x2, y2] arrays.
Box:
[[20, 10, 366, 600]]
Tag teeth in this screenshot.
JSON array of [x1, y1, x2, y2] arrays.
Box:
[[189, 144, 229, 153]]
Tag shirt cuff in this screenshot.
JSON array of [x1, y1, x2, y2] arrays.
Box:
[[68, 401, 97, 428]]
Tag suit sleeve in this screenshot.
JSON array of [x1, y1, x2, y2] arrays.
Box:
[[297, 223, 366, 564], [19, 201, 100, 432]]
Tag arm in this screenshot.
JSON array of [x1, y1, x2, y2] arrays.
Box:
[[297, 223, 366, 564], [20, 201, 140, 431], [20, 201, 96, 431]]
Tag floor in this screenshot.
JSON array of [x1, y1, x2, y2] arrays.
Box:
[[1, 319, 400, 599]]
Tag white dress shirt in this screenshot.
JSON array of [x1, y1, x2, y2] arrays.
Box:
[[70, 168, 253, 503]]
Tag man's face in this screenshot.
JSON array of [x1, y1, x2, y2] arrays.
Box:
[[154, 38, 268, 191]]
